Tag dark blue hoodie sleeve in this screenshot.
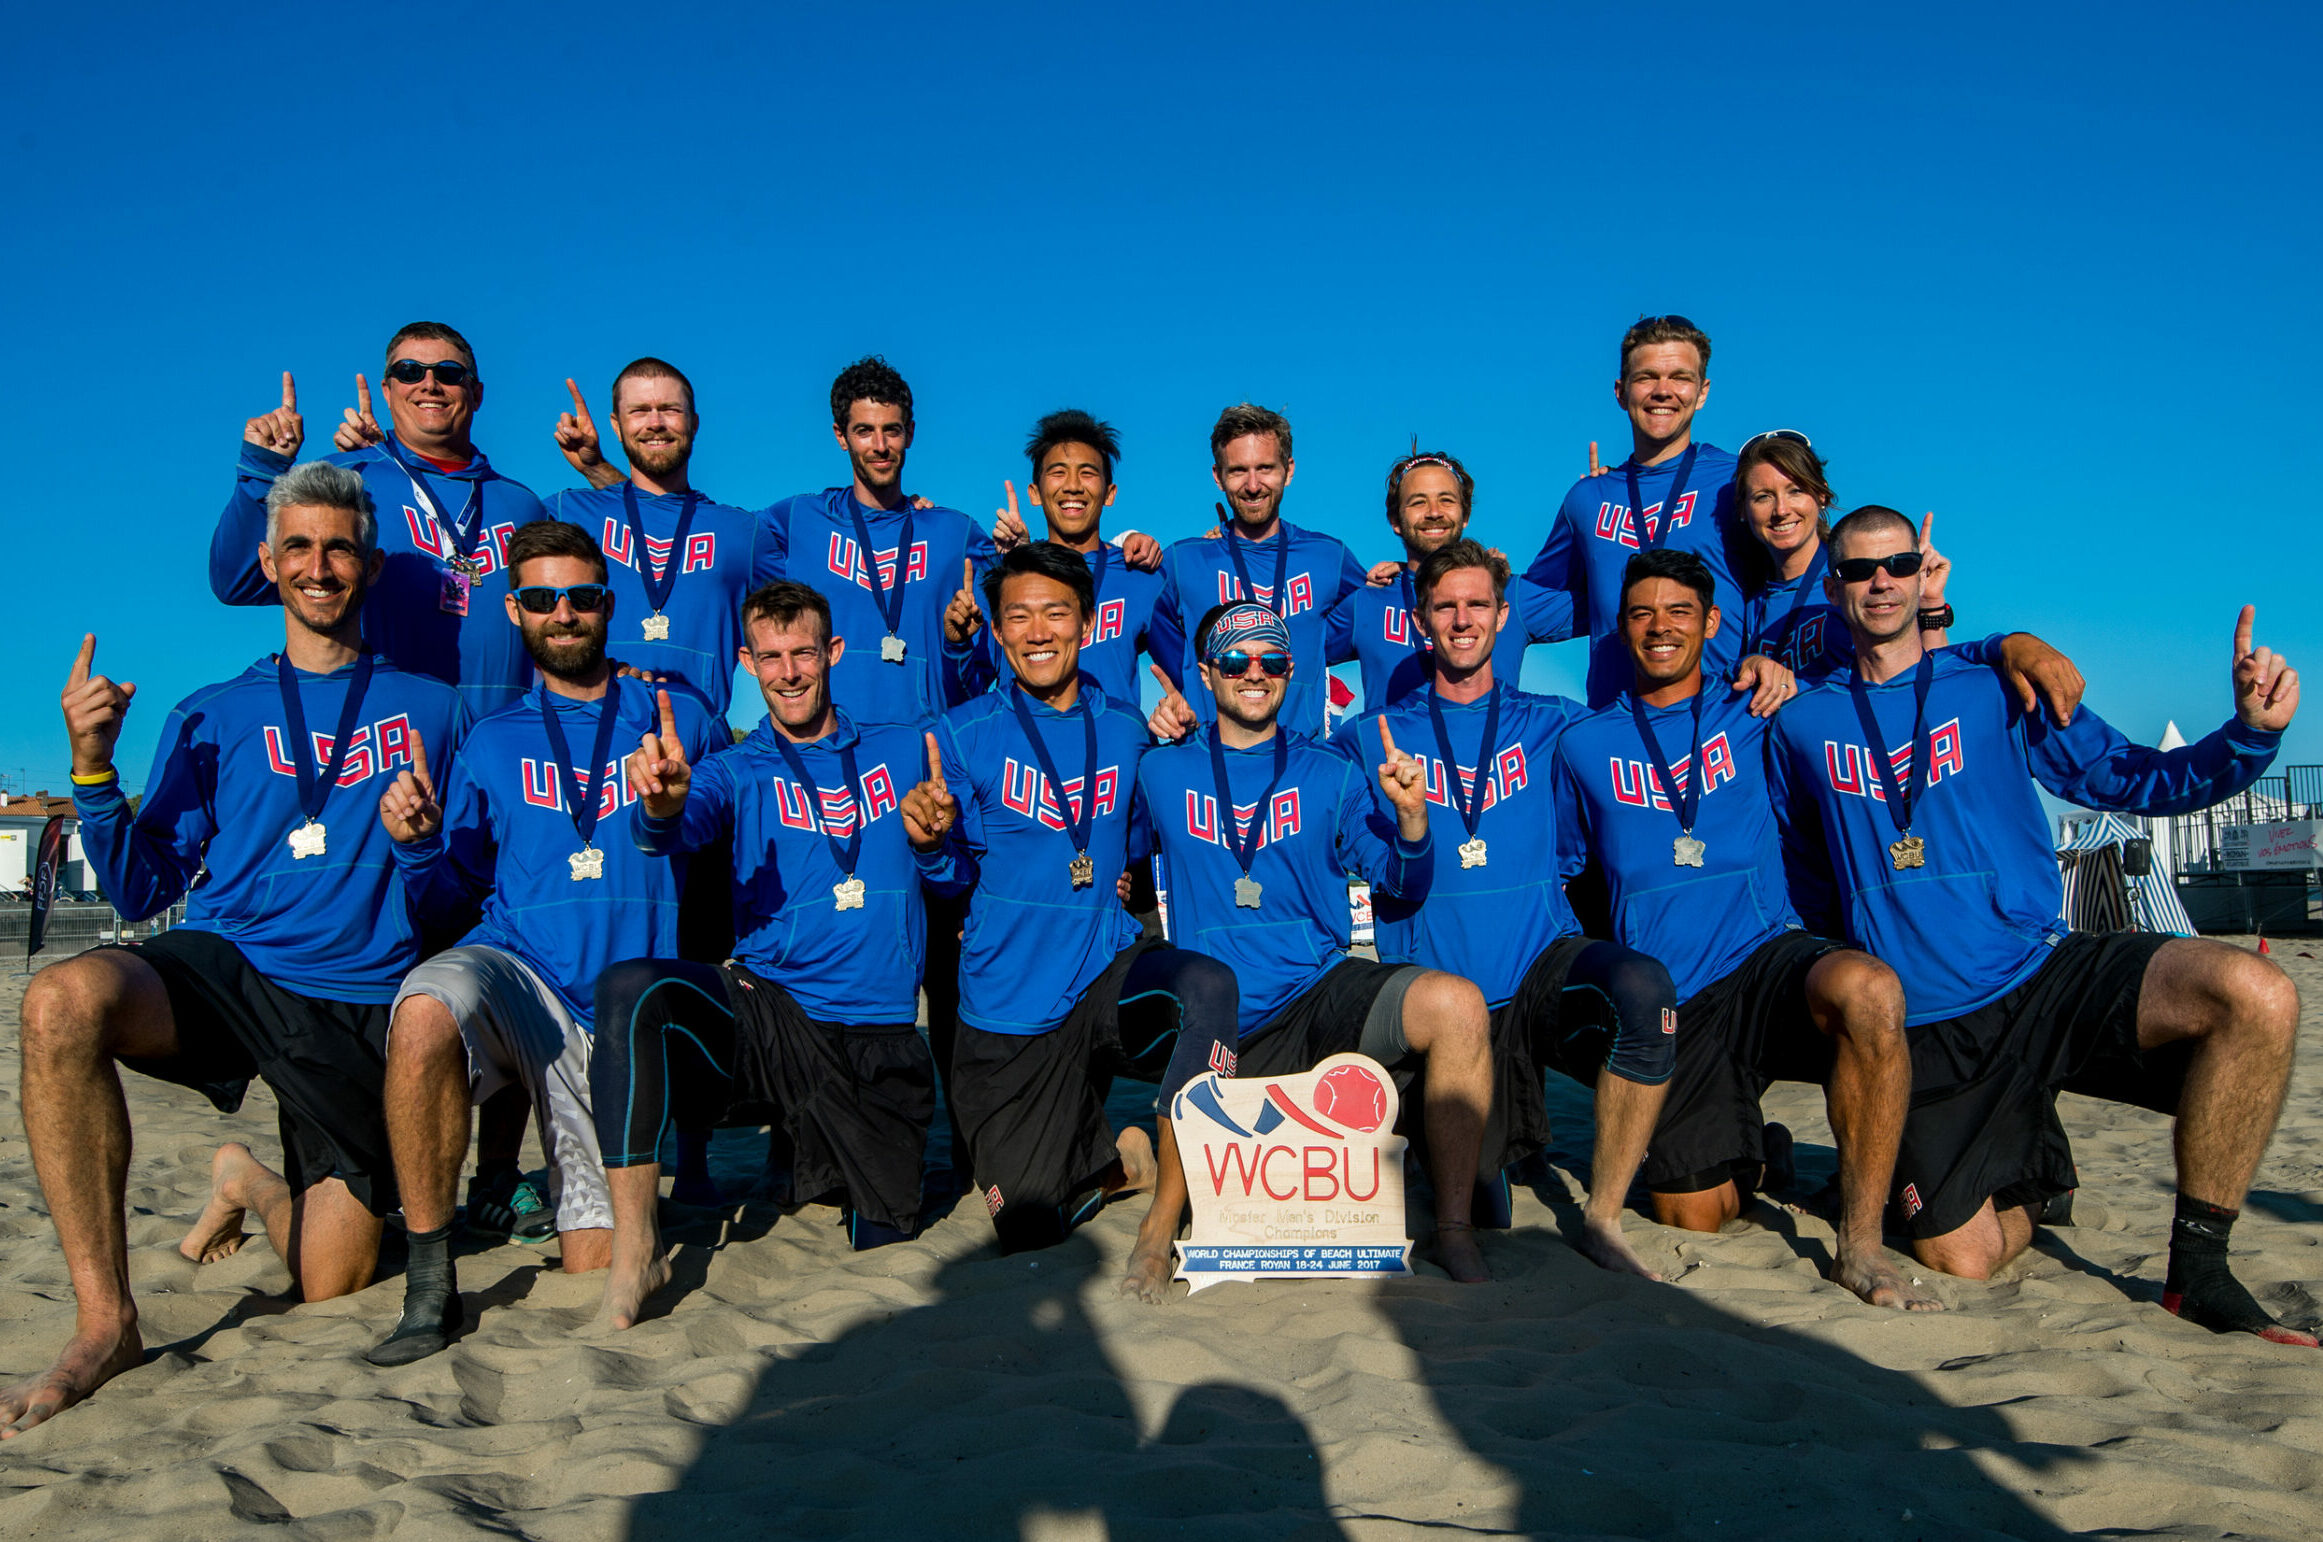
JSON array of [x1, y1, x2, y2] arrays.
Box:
[[1147, 557, 1189, 694], [1765, 716, 1843, 935], [75, 706, 215, 921], [2027, 702, 2282, 816], [1333, 755, 1432, 903], [211, 443, 292, 606]]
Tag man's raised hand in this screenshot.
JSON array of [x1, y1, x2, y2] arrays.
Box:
[[1147, 663, 1197, 742], [625, 689, 692, 817], [945, 558, 984, 644], [1731, 653, 1798, 718], [1588, 441, 1605, 477], [378, 728, 442, 843], [1376, 719, 1429, 836], [554, 377, 607, 476], [2233, 606, 2300, 732], [1119, 531, 1162, 571], [332, 373, 386, 452], [1364, 559, 1403, 587], [61, 634, 134, 779], [1916, 512, 1951, 617], [901, 731, 959, 851], [994, 481, 1030, 552], [244, 372, 304, 457]]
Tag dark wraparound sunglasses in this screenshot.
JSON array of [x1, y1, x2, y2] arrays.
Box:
[[514, 584, 612, 614], [1210, 650, 1293, 678], [1832, 551, 1924, 583], [387, 358, 473, 387], [1741, 428, 1813, 452]]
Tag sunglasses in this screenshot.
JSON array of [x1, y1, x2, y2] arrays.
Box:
[[1741, 428, 1813, 452], [386, 358, 473, 387], [1210, 650, 1293, 678], [1832, 551, 1924, 583], [514, 583, 613, 614]]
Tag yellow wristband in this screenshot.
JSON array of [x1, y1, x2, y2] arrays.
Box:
[[70, 768, 118, 787]]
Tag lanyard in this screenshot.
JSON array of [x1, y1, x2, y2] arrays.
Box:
[[1624, 444, 1699, 554], [275, 653, 377, 822], [1748, 545, 1827, 661], [1425, 685, 1502, 842], [1398, 570, 1428, 655], [1086, 543, 1109, 615], [538, 686, 625, 847], [1628, 689, 1708, 836], [620, 483, 702, 616], [842, 495, 915, 639], [1008, 684, 1099, 858], [1847, 651, 1937, 835], [1206, 724, 1292, 877], [1222, 523, 1290, 615], [379, 435, 487, 566], [770, 730, 868, 879]]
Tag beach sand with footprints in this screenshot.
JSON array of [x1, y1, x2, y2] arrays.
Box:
[[3, 938, 2322, 1539]]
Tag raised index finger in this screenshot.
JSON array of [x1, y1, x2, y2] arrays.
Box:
[[925, 731, 947, 789], [1378, 718, 1399, 759], [962, 557, 975, 594], [355, 372, 373, 416], [1919, 511, 1936, 548], [69, 633, 94, 688], [657, 688, 678, 744], [409, 727, 432, 790], [566, 377, 591, 419], [282, 371, 297, 411], [2235, 604, 2256, 660], [1004, 479, 1020, 520]]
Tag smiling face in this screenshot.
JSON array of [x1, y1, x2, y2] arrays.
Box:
[[1200, 645, 1290, 734], [995, 571, 1086, 695], [1211, 432, 1293, 532], [507, 553, 611, 682], [1615, 340, 1708, 451], [835, 399, 912, 496], [1741, 459, 1824, 565], [1417, 563, 1506, 680], [1390, 464, 1469, 559], [1035, 439, 1116, 546], [383, 341, 480, 456], [1621, 575, 1719, 694], [259, 502, 380, 639], [1825, 520, 1924, 648], [614, 373, 697, 481], [744, 612, 842, 736]]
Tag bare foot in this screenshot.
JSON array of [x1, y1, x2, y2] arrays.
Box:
[[1436, 1223, 1491, 1284], [1109, 1127, 1156, 1196], [1120, 1233, 1177, 1304], [1835, 1246, 1946, 1312], [178, 1142, 258, 1264], [595, 1245, 672, 1331], [0, 1321, 145, 1437], [1575, 1213, 1664, 1282]]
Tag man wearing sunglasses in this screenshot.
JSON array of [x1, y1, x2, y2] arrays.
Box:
[[906, 543, 1240, 1303], [1522, 315, 1791, 714], [218, 322, 551, 719], [5, 464, 469, 1434], [361, 522, 727, 1364], [1551, 548, 1935, 1311], [1334, 541, 1678, 1282], [1140, 600, 1503, 1285], [1768, 505, 2309, 1343]]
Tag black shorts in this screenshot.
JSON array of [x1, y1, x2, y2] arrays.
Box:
[[1894, 930, 2178, 1240], [1234, 959, 1427, 1080], [950, 938, 1176, 1234], [1640, 930, 1850, 1194], [103, 928, 396, 1214]]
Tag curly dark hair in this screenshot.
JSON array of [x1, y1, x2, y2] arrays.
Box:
[[830, 355, 913, 429], [1384, 449, 1473, 525]]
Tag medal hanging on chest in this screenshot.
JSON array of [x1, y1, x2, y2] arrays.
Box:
[[1209, 722, 1292, 911], [539, 682, 626, 881], [1628, 687, 1709, 868], [1009, 684, 1104, 892], [772, 729, 874, 913], [1847, 653, 1938, 873], [1427, 682, 1503, 872], [384, 437, 490, 593], [275, 652, 377, 859], [621, 483, 699, 646], [842, 495, 917, 667]]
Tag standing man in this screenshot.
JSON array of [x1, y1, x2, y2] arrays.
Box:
[[1336, 541, 1688, 1278], [1149, 405, 1367, 737], [1138, 601, 1501, 1283], [591, 581, 953, 1329], [220, 324, 550, 717], [1553, 548, 1934, 1310], [1329, 449, 1575, 710], [3, 464, 466, 1434], [912, 544, 1241, 1301], [1523, 315, 1777, 710], [366, 522, 727, 1365], [543, 359, 771, 716], [1769, 506, 2308, 1342]]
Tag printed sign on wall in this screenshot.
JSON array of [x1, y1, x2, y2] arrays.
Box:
[[1171, 1052, 1412, 1291]]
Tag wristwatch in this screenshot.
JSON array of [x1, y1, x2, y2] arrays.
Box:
[[1917, 604, 1955, 631]]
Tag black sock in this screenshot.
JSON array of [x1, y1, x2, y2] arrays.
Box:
[[404, 1223, 455, 1294], [2163, 1195, 2278, 1335]]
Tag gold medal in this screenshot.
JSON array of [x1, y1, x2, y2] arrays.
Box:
[[1069, 851, 1096, 888], [1889, 834, 1926, 870]]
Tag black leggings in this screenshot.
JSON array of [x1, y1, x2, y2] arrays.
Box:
[[1531, 938, 1679, 1087]]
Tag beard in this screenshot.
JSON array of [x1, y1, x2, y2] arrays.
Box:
[[625, 434, 691, 480], [527, 622, 608, 681]]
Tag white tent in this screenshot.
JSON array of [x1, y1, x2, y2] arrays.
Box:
[[2058, 812, 2196, 937]]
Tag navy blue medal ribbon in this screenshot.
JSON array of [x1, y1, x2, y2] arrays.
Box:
[[770, 731, 868, 880], [275, 652, 376, 852], [1426, 683, 1501, 868], [1222, 522, 1290, 616], [1207, 722, 1292, 904], [379, 434, 488, 574], [1747, 545, 1828, 664], [621, 483, 701, 629], [1008, 684, 1100, 886], [1848, 650, 1937, 868], [843, 495, 916, 659], [1624, 444, 1699, 554], [538, 684, 625, 857], [1629, 688, 1708, 865]]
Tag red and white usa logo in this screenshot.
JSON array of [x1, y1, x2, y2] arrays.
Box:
[[1208, 1042, 1238, 1077], [984, 1184, 1005, 1216], [1901, 1182, 1923, 1217], [1661, 1008, 1678, 1035]]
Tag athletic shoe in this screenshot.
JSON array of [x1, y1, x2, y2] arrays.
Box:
[[466, 1170, 553, 1244]]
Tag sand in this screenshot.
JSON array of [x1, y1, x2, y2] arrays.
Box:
[[3, 939, 2322, 1540]]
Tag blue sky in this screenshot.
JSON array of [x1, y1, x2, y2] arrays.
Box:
[[5, 3, 2316, 794]]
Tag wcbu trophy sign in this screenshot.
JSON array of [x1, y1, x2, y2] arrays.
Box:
[[1171, 1052, 1413, 1290]]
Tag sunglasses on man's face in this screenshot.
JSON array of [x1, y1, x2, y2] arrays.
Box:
[[1832, 551, 1924, 583], [514, 583, 612, 615], [1210, 650, 1293, 679], [387, 358, 473, 387]]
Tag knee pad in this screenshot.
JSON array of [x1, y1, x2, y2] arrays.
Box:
[[1600, 952, 1678, 1087]]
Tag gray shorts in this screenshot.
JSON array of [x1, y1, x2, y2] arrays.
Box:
[[392, 945, 611, 1234]]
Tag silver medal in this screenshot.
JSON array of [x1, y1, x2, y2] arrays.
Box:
[[1458, 837, 1488, 870], [880, 634, 907, 663], [569, 845, 605, 881], [641, 613, 671, 641], [288, 819, 327, 859], [1673, 834, 1706, 868], [1234, 874, 1262, 909], [834, 876, 867, 911], [1069, 851, 1095, 889]]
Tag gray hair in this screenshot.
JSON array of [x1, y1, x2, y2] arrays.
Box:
[[264, 461, 377, 554]]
